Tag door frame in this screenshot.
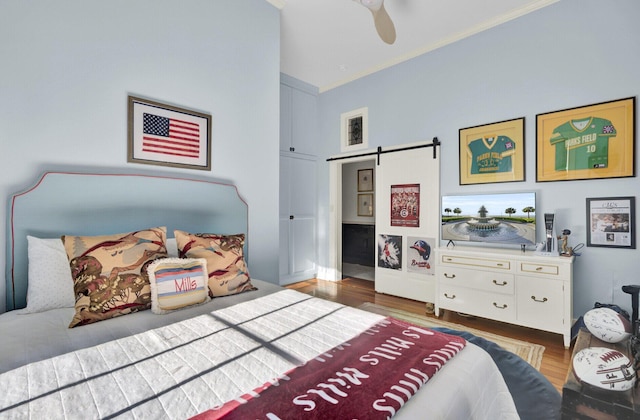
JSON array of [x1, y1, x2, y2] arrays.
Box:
[[323, 154, 376, 282]]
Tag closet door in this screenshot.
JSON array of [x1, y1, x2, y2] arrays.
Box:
[[374, 144, 440, 303], [279, 154, 316, 283]]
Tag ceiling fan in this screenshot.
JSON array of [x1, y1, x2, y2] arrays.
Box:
[[354, 0, 396, 45]]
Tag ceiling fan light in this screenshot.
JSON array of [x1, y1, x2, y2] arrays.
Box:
[[357, 0, 384, 12]]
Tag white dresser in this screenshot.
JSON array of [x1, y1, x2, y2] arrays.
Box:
[[435, 246, 574, 347]]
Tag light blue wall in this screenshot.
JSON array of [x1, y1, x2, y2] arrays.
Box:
[[316, 0, 640, 318], [0, 0, 281, 312]]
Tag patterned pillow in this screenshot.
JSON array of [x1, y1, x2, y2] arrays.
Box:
[[174, 230, 256, 297], [62, 227, 168, 328], [147, 258, 210, 314]]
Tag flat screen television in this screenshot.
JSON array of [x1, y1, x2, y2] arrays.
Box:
[[441, 192, 536, 245]]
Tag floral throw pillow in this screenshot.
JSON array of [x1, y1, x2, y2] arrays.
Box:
[[174, 230, 256, 297], [62, 227, 168, 328]]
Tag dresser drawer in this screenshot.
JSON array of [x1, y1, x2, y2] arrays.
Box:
[[438, 285, 516, 320], [518, 261, 571, 278], [516, 276, 565, 332], [440, 266, 514, 295], [440, 254, 511, 270]]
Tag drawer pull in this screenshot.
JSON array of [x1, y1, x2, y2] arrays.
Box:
[[531, 296, 548, 303], [497, 263, 504, 267], [492, 302, 508, 309], [492, 279, 508, 286], [444, 273, 456, 279], [535, 267, 543, 271], [444, 293, 456, 299]]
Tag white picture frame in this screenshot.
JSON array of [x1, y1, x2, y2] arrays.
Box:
[[340, 107, 368, 152]]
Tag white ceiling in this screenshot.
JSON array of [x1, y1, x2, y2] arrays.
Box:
[[273, 0, 558, 92]]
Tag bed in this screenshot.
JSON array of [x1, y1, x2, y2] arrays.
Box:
[[0, 171, 560, 419]]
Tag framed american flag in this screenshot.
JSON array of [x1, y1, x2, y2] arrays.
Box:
[[128, 96, 212, 170]]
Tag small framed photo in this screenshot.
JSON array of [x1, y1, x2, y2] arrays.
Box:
[[357, 168, 374, 191], [357, 193, 374, 217], [378, 234, 402, 270], [341, 107, 368, 152], [459, 117, 525, 185], [128, 96, 212, 170], [536, 97, 635, 182], [586, 196, 635, 249]]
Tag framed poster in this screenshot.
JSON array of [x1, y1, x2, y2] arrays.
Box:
[[377, 234, 402, 270], [357, 193, 374, 217], [586, 196, 635, 249], [536, 97, 635, 182], [390, 184, 420, 227], [128, 96, 212, 171], [357, 168, 374, 191], [459, 117, 525, 185], [407, 237, 435, 275]]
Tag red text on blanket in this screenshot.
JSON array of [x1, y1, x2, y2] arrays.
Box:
[[290, 325, 436, 416], [175, 277, 198, 292]]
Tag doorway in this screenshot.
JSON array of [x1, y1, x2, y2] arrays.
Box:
[[341, 159, 376, 281]]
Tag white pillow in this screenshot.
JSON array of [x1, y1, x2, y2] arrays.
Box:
[[17, 236, 75, 314], [166, 238, 178, 258]]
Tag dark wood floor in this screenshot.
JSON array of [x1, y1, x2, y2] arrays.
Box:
[[286, 277, 573, 392]]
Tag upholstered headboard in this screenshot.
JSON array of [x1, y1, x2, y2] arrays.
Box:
[[6, 171, 248, 311]]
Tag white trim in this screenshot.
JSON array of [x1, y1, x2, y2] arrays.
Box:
[[325, 154, 378, 283], [325, 160, 342, 281]]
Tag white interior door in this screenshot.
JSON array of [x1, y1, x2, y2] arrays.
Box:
[[374, 143, 440, 303], [279, 154, 317, 283]]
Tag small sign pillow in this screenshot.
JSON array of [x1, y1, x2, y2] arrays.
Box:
[[147, 258, 211, 314], [174, 230, 256, 297]]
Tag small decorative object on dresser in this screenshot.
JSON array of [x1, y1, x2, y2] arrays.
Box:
[[557, 228, 571, 256], [435, 246, 574, 347]]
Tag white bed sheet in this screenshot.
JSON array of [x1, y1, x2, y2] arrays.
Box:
[[0, 285, 518, 419], [0, 279, 283, 375]]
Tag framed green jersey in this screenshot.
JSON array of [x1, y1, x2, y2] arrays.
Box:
[[537, 97, 635, 182], [459, 117, 525, 185], [550, 116, 616, 171], [467, 135, 516, 174]]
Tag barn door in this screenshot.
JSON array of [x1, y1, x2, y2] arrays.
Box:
[[374, 143, 440, 303]]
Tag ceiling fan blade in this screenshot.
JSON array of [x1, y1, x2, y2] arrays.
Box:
[[356, 0, 397, 45], [370, 3, 396, 44]]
